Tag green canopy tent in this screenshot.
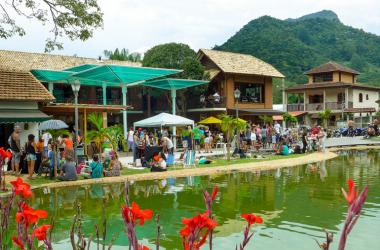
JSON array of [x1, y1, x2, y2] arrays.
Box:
[[143, 78, 208, 148], [31, 65, 182, 138]]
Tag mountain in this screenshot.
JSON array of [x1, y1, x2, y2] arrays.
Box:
[[215, 10, 380, 87]]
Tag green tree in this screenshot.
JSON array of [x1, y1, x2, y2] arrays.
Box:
[[104, 48, 142, 62], [106, 125, 126, 151], [0, 0, 103, 52], [87, 113, 111, 154], [259, 115, 273, 124], [283, 112, 297, 127], [318, 109, 332, 128], [142, 43, 207, 114], [219, 114, 247, 161]]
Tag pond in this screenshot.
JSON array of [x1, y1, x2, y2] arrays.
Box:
[[29, 150, 379, 249]]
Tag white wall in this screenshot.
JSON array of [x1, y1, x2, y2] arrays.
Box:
[[352, 89, 379, 109]]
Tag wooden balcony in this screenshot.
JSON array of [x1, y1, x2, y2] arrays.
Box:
[[187, 96, 227, 109]]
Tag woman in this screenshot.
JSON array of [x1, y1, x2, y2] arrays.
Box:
[[104, 152, 121, 177], [58, 150, 77, 181], [89, 154, 103, 178], [302, 128, 308, 153], [25, 134, 37, 180], [35, 137, 44, 173], [318, 128, 326, 152]]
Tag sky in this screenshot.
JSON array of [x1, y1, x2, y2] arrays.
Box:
[[1, 0, 380, 58]]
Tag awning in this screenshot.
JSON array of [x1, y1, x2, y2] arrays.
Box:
[[142, 78, 208, 90], [199, 116, 221, 124], [273, 111, 307, 121], [0, 109, 51, 123], [230, 108, 284, 115], [134, 112, 194, 128]]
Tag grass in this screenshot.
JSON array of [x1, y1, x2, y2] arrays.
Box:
[[6, 153, 306, 189]]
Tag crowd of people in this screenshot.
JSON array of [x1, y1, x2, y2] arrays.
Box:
[[5, 125, 122, 181]]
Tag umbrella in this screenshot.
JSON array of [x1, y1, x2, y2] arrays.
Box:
[[39, 120, 68, 131], [198, 116, 222, 124]]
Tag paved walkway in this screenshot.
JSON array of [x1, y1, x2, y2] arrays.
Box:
[[325, 137, 380, 148]]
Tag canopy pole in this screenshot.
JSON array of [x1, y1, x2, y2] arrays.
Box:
[[102, 82, 107, 105], [122, 85, 128, 140], [171, 89, 177, 150]]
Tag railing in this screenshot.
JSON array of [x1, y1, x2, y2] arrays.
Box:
[[306, 103, 324, 111], [54, 98, 123, 106], [187, 96, 227, 109], [287, 104, 304, 111]]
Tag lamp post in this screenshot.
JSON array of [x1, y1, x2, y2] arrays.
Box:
[[71, 80, 81, 163], [234, 88, 241, 119]]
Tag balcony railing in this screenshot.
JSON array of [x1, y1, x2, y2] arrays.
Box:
[[54, 98, 122, 106], [287, 102, 354, 112], [187, 96, 226, 109]]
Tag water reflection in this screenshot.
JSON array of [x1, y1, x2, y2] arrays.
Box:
[[28, 150, 380, 250]]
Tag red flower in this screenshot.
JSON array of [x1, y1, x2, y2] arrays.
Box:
[[211, 186, 219, 201], [241, 213, 263, 226], [10, 177, 32, 198], [342, 178, 359, 204], [180, 212, 218, 249], [16, 202, 48, 226], [12, 236, 24, 249], [121, 202, 153, 226], [32, 224, 52, 241], [0, 147, 12, 160], [138, 244, 150, 250]]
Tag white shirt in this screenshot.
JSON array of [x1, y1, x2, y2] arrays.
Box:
[[274, 123, 281, 134], [42, 132, 52, 147], [163, 137, 174, 149], [127, 130, 134, 141]]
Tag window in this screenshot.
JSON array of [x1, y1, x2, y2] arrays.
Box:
[[235, 82, 265, 103], [359, 93, 363, 103], [366, 94, 369, 100], [337, 93, 345, 104], [313, 73, 333, 83]]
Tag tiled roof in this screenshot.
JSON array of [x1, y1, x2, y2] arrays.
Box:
[[0, 70, 55, 101], [198, 49, 285, 78], [286, 82, 380, 92], [0, 50, 141, 72], [304, 61, 360, 75]]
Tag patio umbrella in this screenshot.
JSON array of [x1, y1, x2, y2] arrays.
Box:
[[39, 119, 69, 131], [198, 116, 222, 125]]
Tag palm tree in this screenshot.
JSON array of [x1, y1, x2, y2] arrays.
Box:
[[219, 114, 247, 161], [318, 109, 332, 128], [87, 113, 111, 154], [107, 125, 125, 151]]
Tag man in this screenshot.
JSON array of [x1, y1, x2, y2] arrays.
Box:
[[311, 124, 320, 135], [9, 125, 22, 175], [192, 126, 202, 154], [127, 127, 134, 152], [42, 131, 52, 157]]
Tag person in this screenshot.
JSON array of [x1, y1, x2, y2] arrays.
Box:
[[311, 124, 320, 136], [213, 91, 221, 103], [261, 125, 267, 149], [302, 128, 308, 153], [318, 128, 326, 152], [161, 136, 174, 154], [150, 152, 167, 172], [61, 134, 74, 156], [58, 150, 77, 181], [245, 126, 252, 151], [25, 134, 37, 179], [192, 126, 202, 154], [48, 143, 60, 179], [204, 130, 213, 153], [127, 127, 134, 152], [89, 154, 103, 178], [104, 151, 121, 177], [132, 131, 139, 166], [278, 141, 289, 156], [42, 131, 52, 156], [35, 137, 44, 173], [9, 125, 21, 175]]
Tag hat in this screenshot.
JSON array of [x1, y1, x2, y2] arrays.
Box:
[[138, 128, 142, 131]]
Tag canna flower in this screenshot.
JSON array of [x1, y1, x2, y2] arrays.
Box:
[[121, 202, 153, 226], [341, 178, 359, 204], [10, 177, 32, 198], [211, 186, 219, 201], [12, 236, 24, 249], [16, 202, 48, 226], [0, 147, 12, 159], [32, 224, 52, 241], [138, 244, 150, 250], [241, 213, 263, 226]]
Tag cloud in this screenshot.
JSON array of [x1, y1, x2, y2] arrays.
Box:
[[1, 0, 379, 57]]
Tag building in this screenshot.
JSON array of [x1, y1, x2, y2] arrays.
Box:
[[285, 62, 380, 127], [0, 70, 55, 147], [189, 49, 284, 121], [0, 50, 141, 133]]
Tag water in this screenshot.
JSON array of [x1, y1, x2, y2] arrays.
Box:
[[29, 150, 380, 249]]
